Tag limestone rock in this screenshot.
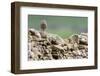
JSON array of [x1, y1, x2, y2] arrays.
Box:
[[79, 33, 88, 45], [28, 28, 88, 60]]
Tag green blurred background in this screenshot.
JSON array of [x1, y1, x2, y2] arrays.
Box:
[[28, 15, 88, 38]]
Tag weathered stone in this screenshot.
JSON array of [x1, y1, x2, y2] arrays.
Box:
[[79, 33, 88, 45], [52, 45, 64, 51], [28, 28, 88, 60], [29, 28, 41, 38], [47, 33, 65, 44], [71, 34, 79, 44], [67, 43, 74, 50]]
